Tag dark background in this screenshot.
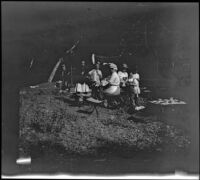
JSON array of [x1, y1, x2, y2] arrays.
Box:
[[2, 2, 199, 175]]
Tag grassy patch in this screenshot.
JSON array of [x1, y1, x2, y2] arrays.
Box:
[[19, 86, 190, 157]]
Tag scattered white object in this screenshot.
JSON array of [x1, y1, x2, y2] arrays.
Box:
[[149, 98, 186, 105], [19, 90, 26, 95], [16, 157, 31, 165], [110, 115, 115, 120], [135, 106, 145, 111], [30, 85, 39, 88], [29, 59, 34, 69], [143, 90, 151, 92]]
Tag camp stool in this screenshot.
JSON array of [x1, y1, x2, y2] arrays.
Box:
[[86, 97, 103, 118]]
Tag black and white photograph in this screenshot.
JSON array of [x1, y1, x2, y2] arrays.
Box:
[[2, 2, 199, 178]]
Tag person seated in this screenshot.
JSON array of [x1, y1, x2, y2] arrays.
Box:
[[102, 63, 120, 107], [88, 62, 103, 99], [75, 60, 91, 102], [103, 63, 120, 95]]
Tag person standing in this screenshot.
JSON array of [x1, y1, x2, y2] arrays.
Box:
[[88, 62, 103, 99], [132, 68, 140, 81], [60, 63, 67, 90], [128, 70, 141, 109], [118, 63, 129, 88]]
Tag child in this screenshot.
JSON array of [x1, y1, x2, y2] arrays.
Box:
[[118, 63, 129, 88], [128, 71, 141, 108]]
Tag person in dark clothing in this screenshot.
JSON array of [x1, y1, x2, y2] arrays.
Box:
[[88, 62, 103, 100], [61, 63, 67, 90]]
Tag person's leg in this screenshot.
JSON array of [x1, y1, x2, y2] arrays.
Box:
[[103, 95, 108, 107], [135, 94, 139, 106], [96, 86, 100, 100], [94, 85, 100, 99], [99, 87, 105, 100], [76, 83, 84, 102], [129, 86, 136, 107], [122, 86, 129, 106], [61, 77, 67, 91], [90, 84, 95, 98]]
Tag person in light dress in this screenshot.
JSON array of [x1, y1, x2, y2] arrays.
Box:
[[101, 63, 120, 107], [75, 60, 91, 101], [128, 69, 141, 108], [103, 63, 120, 96]]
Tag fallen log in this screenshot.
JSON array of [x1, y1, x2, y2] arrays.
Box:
[[29, 58, 34, 69], [48, 40, 80, 83], [65, 40, 80, 54], [48, 58, 63, 83]]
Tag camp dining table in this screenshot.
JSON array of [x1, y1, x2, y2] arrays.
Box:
[[76, 93, 103, 118]]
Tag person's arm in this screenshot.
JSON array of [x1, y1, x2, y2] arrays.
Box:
[[88, 70, 93, 76], [109, 73, 119, 86], [98, 70, 103, 79], [118, 71, 122, 80]]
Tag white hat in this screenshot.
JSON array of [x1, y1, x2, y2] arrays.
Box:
[[109, 63, 118, 70], [122, 63, 128, 69]]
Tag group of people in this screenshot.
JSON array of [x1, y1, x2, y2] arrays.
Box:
[[68, 60, 141, 109]]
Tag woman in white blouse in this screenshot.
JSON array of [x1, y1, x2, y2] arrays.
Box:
[[103, 63, 120, 96]]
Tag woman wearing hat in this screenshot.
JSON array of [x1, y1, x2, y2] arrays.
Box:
[[103, 63, 120, 96]]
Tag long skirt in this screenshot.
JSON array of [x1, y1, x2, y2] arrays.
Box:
[[104, 86, 120, 96], [75, 83, 91, 93]]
